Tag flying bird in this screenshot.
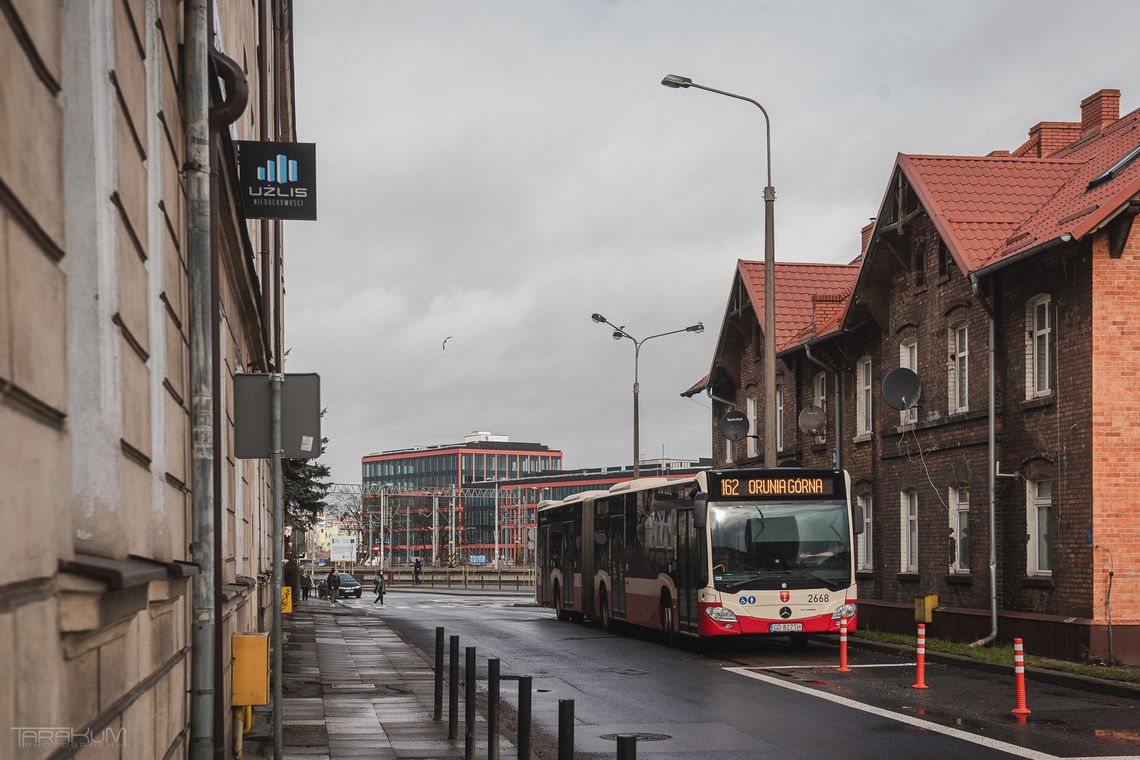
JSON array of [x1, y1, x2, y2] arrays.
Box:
[[442, 336, 453, 350]]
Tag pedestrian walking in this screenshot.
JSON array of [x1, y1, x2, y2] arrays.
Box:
[[327, 568, 341, 606], [300, 570, 312, 601], [373, 573, 385, 605], [413, 556, 422, 586]]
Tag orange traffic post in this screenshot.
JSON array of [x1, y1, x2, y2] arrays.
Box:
[[912, 623, 929, 689], [1011, 638, 1032, 716], [838, 615, 851, 672]]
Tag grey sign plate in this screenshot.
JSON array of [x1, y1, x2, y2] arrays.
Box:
[[234, 373, 321, 459]]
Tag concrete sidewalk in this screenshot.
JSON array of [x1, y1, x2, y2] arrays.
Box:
[[247, 600, 516, 759]]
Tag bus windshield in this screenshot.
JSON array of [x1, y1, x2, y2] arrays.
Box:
[[710, 502, 851, 592]]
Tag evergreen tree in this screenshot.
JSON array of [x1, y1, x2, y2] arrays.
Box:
[[283, 435, 331, 531]]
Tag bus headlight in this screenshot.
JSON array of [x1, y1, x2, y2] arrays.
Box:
[[704, 606, 738, 623], [831, 603, 857, 620]]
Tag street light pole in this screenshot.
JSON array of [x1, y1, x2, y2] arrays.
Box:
[[661, 74, 777, 467], [591, 314, 704, 478]]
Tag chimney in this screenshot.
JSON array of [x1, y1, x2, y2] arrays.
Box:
[[1081, 88, 1120, 137], [860, 220, 875, 255]]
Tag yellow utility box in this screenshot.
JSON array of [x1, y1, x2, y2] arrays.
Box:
[[231, 633, 270, 705], [914, 594, 938, 624]]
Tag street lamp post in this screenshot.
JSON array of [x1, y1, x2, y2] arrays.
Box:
[[661, 74, 778, 467], [591, 314, 704, 478]]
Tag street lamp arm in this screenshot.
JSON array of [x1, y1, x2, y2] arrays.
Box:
[[685, 82, 772, 188], [640, 326, 696, 345]]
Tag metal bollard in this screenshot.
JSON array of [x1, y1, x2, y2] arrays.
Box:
[[465, 647, 476, 760], [434, 627, 444, 720], [557, 699, 574, 760], [517, 676, 532, 760], [616, 734, 637, 760], [449, 635, 460, 739], [488, 658, 501, 760]]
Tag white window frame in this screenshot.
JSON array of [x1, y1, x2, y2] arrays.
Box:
[[1027, 479, 1052, 576], [1026, 295, 1052, 399], [746, 396, 758, 458], [949, 486, 970, 573], [724, 431, 734, 465], [813, 372, 828, 443], [900, 490, 918, 573], [856, 356, 873, 435], [948, 323, 969, 413], [856, 495, 873, 571], [899, 339, 918, 425], [775, 386, 785, 452]]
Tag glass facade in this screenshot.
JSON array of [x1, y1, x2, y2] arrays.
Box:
[[361, 443, 563, 558]]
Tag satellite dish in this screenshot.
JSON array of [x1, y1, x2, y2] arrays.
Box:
[[798, 405, 826, 434], [720, 409, 749, 442], [882, 367, 922, 411]]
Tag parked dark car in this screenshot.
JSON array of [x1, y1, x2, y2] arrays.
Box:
[[318, 573, 362, 599]]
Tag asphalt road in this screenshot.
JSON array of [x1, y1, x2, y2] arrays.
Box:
[[342, 591, 1140, 760]]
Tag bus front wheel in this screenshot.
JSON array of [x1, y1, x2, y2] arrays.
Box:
[[600, 587, 614, 632], [554, 584, 571, 621], [661, 595, 676, 647]]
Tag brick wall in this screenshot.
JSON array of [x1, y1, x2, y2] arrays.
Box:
[[1091, 220, 1140, 625]]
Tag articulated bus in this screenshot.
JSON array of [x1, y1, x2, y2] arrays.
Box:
[[536, 468, 863, 642]]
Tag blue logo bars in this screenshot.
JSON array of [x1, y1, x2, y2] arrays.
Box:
[[256, 154, 298, 184]]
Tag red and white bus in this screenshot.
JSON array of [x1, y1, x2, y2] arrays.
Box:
[[536, 468, 862, 643]]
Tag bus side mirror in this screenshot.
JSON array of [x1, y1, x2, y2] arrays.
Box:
[[852, 503, 865, 535], [693, 493, 709, 530]]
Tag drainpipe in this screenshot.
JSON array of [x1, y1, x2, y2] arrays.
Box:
[[969, 273, 998, 647], [257, 0, 272, 368], [804, 343, 841, 470], [184, 1, 214, 757]]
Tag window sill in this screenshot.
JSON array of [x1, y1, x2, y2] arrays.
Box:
[[1020, 395, 1054, 412], [897, 573, 921, 582], [855, 570, 874, 580], [852, 432, 872, 444], [1022, 575, 1054, 588], [945, 573, 973, 585]]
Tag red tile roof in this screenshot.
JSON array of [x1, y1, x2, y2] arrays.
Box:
[[737, 260, 858, 351], [680, 374, 709, 398], [890, 107, 1140, 275]]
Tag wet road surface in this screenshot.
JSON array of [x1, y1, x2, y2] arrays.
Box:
[[342, 592, 1140, 759]]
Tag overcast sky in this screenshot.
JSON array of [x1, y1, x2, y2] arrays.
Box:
[[287, 0, 1139, 484]]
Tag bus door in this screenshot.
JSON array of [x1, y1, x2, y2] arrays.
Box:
[[561, 521, 574, 608], [609, 514, 626, 617], [675, 509, 699, 634]]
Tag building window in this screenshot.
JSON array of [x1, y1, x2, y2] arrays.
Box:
[[856, 356, 872, 435], [857, 495, 873, 571], [724, 433, 734, 465], [813, 372, 827, 443], [775, 386, 784, 452], [938, 241, 949, 277], [949, 323, 968, 413], [900, 490, 918, 573], [746, 396, 758, 458], [899, 339, 918, 425], [949, 487, 970, 573], [1026, 295, 1052, 399], [1027, 480, 1052, 575]]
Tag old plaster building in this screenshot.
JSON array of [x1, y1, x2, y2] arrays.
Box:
[[1, 1, 295, 757], [689, 89, 1140, 662]]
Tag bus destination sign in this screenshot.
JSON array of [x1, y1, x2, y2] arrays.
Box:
[[709, 470, 842, 501]]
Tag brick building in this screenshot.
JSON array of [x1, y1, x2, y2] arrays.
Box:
[[1, 1, 297, 756], [688, 89, 1140, 662]]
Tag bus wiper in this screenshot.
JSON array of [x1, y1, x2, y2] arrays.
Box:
[[789, 569, 846, 591], [722, 575, 772, 592]]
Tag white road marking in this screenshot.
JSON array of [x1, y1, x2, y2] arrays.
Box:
[[724, 666, 1135, 760], [756, 662, 916, 670]]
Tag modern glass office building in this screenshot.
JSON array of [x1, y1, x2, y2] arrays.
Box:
[[361, 432, 563, 558]]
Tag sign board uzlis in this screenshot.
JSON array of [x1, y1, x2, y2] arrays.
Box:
[[233, 373, 321, 459], [237, 141, 317, 220]]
